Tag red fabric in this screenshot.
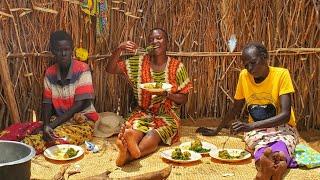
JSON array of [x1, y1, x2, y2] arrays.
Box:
[[43, 89, 52, 99], [52, 97, 75, 110], [75, 84, 94, 94], [0, 122, 42, 141], [84, 112, 99, 122], [0, 122, 71, 155]]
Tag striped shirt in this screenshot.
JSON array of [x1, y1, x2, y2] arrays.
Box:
[[43, 60, 99, 121]]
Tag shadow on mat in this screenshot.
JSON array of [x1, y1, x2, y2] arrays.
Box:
[[210, 157, 252, 165], [118, 159, 143, 172]]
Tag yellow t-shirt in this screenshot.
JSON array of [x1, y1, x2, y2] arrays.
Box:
[[234, 66, 296, 127]]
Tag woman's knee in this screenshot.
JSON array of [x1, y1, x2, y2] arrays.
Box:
[[140, 130, 162, 146], [147, 130, 161, 140], [138, 130, 162, 155]]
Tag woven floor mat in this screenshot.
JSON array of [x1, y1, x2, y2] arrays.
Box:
[[31, 126, 320, 180]]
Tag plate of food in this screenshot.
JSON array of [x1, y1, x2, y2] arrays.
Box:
[[44, 144, 83, 161], [139, 82, 172, 93], [209, 148, 251, 162], [160, 148, 202, 163], [180, 139, 217, 155]]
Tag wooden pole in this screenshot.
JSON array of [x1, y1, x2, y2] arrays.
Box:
[[5, 48, 320, 59], [0, 42, 21, 124]]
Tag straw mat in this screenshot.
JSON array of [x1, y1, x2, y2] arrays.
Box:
[[31, 126, 320, 180]]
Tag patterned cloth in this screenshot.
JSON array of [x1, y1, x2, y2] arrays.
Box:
[[22, 113, 94, 154], [254, 141, 298, 168], [0, 122, 42, 141], [43, 59, 99, 121], [118, 55, 192, 145], [294, 144, 320, 168], [235, 66, 296, 127], [244, 124, 299, 161], [80, 0, 108, 36]]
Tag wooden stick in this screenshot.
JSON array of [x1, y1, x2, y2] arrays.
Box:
[[5, 0, 23, 53], [84, 165, 172, 180], [313, 0, 320, 29], [0, 105, 6, 129], [219, 56, 237, 81], [219, 86, 234, 103], [53, 164, 71, 180], [188, 113, 197, 124], [0, 41, 21, 123], [6, 48, 320, 59]]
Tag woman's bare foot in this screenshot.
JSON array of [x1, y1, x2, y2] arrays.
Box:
[[115, 137, 129, 166], [124, 129, 141, 159], [125, 121, 132, 129], [256, 147, 275, 180], [272, 161, 287, 180], [117, 122, 132, 138], [119, 123, 126, 137], [272, 151, 286, 165], [271, 152, 287, 180]]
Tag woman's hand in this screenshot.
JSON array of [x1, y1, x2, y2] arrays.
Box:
[[43, 125, 54, 142], [231, 121, 253, 134], [118, 41, 138, 53], [107, 41, 137, 74]]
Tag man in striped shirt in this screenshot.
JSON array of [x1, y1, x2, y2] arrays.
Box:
[[43, 30, 98, 140], [22, 31, 98, 153]]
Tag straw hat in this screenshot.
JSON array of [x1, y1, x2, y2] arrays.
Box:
[[93, 112, 125, 138]]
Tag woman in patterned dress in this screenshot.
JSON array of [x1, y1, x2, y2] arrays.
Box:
[[106, 28, 192, 166]]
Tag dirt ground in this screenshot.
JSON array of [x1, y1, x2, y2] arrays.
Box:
[[182, 118, 320, 152]]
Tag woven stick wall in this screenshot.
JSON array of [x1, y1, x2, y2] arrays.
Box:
[[0, 0, 319, 130]]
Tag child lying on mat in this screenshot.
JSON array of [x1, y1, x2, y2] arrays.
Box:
[[197, 42, 299, 180]]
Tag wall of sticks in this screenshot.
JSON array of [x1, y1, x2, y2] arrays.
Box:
[[0, 0, 319, 131]]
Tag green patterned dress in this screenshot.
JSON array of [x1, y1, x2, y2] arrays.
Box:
[[117, 55, 192, 145]]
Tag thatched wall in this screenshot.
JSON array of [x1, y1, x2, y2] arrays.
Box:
[[0, 0, 319, 130]]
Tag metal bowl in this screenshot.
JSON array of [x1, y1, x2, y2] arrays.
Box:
[[0, 140, 35, 180]]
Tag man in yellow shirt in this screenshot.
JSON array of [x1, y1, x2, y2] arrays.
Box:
[[197, 42, 299, 180]]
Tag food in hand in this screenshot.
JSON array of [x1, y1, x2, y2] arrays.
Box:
[[189, 139, 210, 153], [171, 148, 191, 160], [218, 150, 247, 159]]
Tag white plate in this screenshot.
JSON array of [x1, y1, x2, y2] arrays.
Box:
[[44, 144, 84, 161], [139, 83, 172, 92], [179, 141, 218, 155], [160, 149, 202, 163], [209, 148, 251, 163]]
